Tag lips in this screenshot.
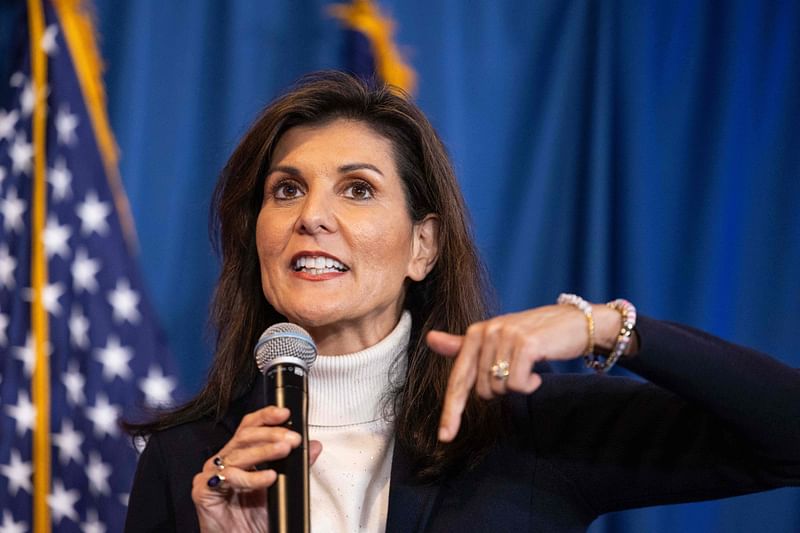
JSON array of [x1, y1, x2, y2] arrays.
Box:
[[291, 252, 349, 274]]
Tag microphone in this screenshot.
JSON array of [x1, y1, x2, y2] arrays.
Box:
[[254, 323, 317, 533]]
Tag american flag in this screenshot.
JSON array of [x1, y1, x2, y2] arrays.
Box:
[[0, 2, 177, 532]]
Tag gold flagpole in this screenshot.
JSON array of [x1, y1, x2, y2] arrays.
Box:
[[27, 0, 52, 531]]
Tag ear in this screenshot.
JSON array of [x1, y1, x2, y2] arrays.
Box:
[[407, 214, 440, 281]]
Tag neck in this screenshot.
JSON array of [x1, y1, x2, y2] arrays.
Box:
[[305, 303, 405, 355]]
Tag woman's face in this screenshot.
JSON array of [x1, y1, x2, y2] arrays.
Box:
[[256, 119, 437, 354]]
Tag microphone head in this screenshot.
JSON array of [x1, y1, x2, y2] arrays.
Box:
[[254, 322, 317, 374]]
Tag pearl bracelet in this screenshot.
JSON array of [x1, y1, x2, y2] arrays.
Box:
[[557, 293, 638, 373], [556, 293, 595, 357], [601, 298, 637, 372]]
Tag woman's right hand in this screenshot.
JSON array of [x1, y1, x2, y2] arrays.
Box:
[[191, 405, 323, 532]]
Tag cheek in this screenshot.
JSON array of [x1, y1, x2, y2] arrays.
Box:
[[255, 212, 287, 309], [256, 211, 284, 260], [352, 218, 414, 280]]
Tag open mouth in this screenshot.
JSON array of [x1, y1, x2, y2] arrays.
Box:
[[292, 255, 349, 275]]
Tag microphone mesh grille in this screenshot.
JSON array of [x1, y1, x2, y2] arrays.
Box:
[[254, 322, 317, 374]]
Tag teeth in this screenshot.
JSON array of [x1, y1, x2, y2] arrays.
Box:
[[293, 255, 347, 272]]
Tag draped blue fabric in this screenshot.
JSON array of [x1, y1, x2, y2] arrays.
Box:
[[3, 0, 796, 530]]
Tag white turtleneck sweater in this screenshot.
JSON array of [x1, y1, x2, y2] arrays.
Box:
[[308, 311, 410, 533]]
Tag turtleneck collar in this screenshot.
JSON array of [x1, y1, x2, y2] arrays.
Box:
[[308, 311, 411, 427]]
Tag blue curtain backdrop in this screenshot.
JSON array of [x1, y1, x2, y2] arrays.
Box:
[[3, 0, 797, 531]]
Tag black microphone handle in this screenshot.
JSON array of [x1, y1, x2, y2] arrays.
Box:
[[262, 363, 310, 533]]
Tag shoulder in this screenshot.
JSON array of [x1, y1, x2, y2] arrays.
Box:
[[142, 380, 260, 466], [126, 417, 234, 532], [135, 416, 226, 488], [143, 413, 239, 478]]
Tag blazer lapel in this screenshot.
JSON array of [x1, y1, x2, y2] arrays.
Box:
[[385, 441, 442, 533]]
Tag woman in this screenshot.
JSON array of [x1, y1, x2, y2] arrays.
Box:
[[125, 71, 800, 532]]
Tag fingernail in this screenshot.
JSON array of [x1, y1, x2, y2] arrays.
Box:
[[284, 431, 301, 445]]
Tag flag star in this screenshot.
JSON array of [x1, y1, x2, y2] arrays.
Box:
[[48, 156, 72, 201], [86, 452, 112, 495], [48, 479, 80, 525], [12, 333, 52, 377], [4, 390, 35, 437], [9, 72, 25, 87], [0, 510, 27, 533], [52, 418, 85, 466], [13, 335, 35, 375], [139, 366, 177, 408], [0, 244, 16, 288], [24, 282, 66, 316], [45, 282, 66, 315], [55, 105, 79, 145], [76, 190, 111, 235], [41, 24, 59, 55], [0, 108, 18, 141], [43, 215, 72, 259], [0, 186, 26, 234], [82, 509, 106, 533], [0, 450, 32, 496], [20, 83, 35, 117], [72, 247, 100, 293], [94, 334, 133, 381], [107, 278, 141, 324], [8, 134, 33, 176], [62, 360, 86, 405], [85, 393, 121, 438], [69, 305, 90, 349], [9, 72, 24, 88], [0, 312, 8, 346]]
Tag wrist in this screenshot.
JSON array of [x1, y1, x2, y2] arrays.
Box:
[[558, 294, 638, 372], [592, 304, 621, 354], [590, 298, 640, 366]]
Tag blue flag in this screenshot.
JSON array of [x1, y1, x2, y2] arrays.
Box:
[[0, 2, 177, 531]]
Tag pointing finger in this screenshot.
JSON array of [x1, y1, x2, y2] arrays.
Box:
[[438, 325, 482, 442]]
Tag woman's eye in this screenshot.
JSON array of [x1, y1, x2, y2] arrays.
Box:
[[271, 180, 304, 199], [344, 181, 374, 200]]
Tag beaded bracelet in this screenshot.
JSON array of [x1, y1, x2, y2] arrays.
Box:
[[557, 294, 638, 373], [601, 298, 637, 372], [556, 293, 595, 357]]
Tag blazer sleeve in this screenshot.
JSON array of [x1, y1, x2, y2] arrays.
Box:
[[528, 315, 800, 516]]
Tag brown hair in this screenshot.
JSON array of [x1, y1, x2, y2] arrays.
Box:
[[129, 71, 502, 480]]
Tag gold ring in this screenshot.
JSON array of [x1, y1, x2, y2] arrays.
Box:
[[490, 360, 510, 380]]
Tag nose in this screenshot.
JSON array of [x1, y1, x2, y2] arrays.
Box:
[[295, 187, 336, 235]]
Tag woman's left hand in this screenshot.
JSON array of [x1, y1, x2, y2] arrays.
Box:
[[426, 303, 624, 442]]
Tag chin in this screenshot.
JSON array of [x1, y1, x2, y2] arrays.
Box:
[[276, 304, 344, 330]]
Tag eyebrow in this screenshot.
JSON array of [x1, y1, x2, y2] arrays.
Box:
[[338, 163, 384, 176], [266, 163, 384, 177], [266, 165, 301, 177]]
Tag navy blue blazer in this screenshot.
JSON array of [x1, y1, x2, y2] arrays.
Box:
[[125, 316, 800, 532]]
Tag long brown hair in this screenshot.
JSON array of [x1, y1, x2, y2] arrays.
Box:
[[128, 71, 502, 480]]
